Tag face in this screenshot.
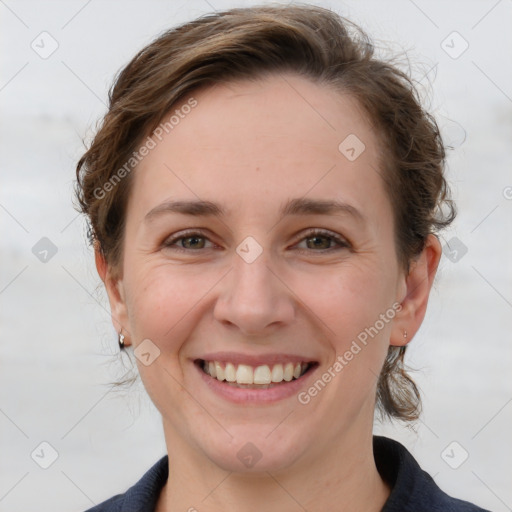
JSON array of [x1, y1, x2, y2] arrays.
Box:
[[102, 73, 430, 474]]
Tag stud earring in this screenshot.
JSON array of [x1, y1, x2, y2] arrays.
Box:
[[403, 329, 408, 340], [118, 330, 125, 349]]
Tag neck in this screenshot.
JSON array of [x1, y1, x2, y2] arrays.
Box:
[[156, 425, 390, 512]]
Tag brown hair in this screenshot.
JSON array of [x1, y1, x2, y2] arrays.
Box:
[[74, 4, 455, 422]]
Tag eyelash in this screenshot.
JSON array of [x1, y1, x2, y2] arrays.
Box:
[[162, 228, 351, 254]]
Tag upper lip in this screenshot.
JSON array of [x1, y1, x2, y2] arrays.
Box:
[[195, 352, 318, 367]]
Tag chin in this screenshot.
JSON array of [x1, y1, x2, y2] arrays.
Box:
[[200, 425, 308, 474]]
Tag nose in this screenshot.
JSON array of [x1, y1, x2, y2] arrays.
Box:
[[213, 248, 295, 336]]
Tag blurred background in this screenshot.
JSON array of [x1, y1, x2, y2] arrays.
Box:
[[1, 1, 511, 510]]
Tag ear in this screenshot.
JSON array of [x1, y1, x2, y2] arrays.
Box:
[[94, 242, 131, 346], [390, 234, 442, 346]]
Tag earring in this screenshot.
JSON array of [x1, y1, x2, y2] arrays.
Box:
[[118, 330, 125, 349], [403, 329, 408, 340]]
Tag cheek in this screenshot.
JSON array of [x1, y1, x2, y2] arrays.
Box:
[[124, 263, 219, 346], [301, 264, 393, 336], [291, 264, 395, 383], [123, 266, 209, 410]]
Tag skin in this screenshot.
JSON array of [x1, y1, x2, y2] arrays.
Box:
[[95, 73, 442, 512]]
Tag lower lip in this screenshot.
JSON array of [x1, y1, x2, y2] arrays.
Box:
[[195, 362, 318, 404]]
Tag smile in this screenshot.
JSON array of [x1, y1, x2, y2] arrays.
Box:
[[198, 359, 312, 388], [193, 357, 319, 403]]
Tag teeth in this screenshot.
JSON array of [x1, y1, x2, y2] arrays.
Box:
[[271, 364, 284, 382], [208, 361, 217, 378], [236, 364, 253, 384], [214, 361, 225, 381], [253, 365, 272, 384], [283, 363, 294, 382], [201, 360, 310, 385], [225, 363, 236, 382]]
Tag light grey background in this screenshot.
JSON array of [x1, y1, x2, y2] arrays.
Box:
[[1, 1, 511, 510]]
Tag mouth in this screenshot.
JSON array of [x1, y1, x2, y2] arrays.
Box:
[[194, 359, 318, 389]]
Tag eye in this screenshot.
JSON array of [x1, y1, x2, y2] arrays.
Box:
[[161, 228, 351, 254], [162, 230, 215, 252], [294, 229, 350, 252]]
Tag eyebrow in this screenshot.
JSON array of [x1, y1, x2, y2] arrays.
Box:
[[144, 197, 365, 224]]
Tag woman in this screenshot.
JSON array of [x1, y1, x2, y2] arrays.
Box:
[[75, 4, 490, 511]]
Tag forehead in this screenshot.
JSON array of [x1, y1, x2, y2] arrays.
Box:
[[131, 73, 390, 223]]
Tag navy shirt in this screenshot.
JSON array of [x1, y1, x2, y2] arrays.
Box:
[[84, 436, 491, 511]]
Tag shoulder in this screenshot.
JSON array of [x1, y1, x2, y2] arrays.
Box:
[[374, 436, 491, 512], [83, 455, 168, 512]]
